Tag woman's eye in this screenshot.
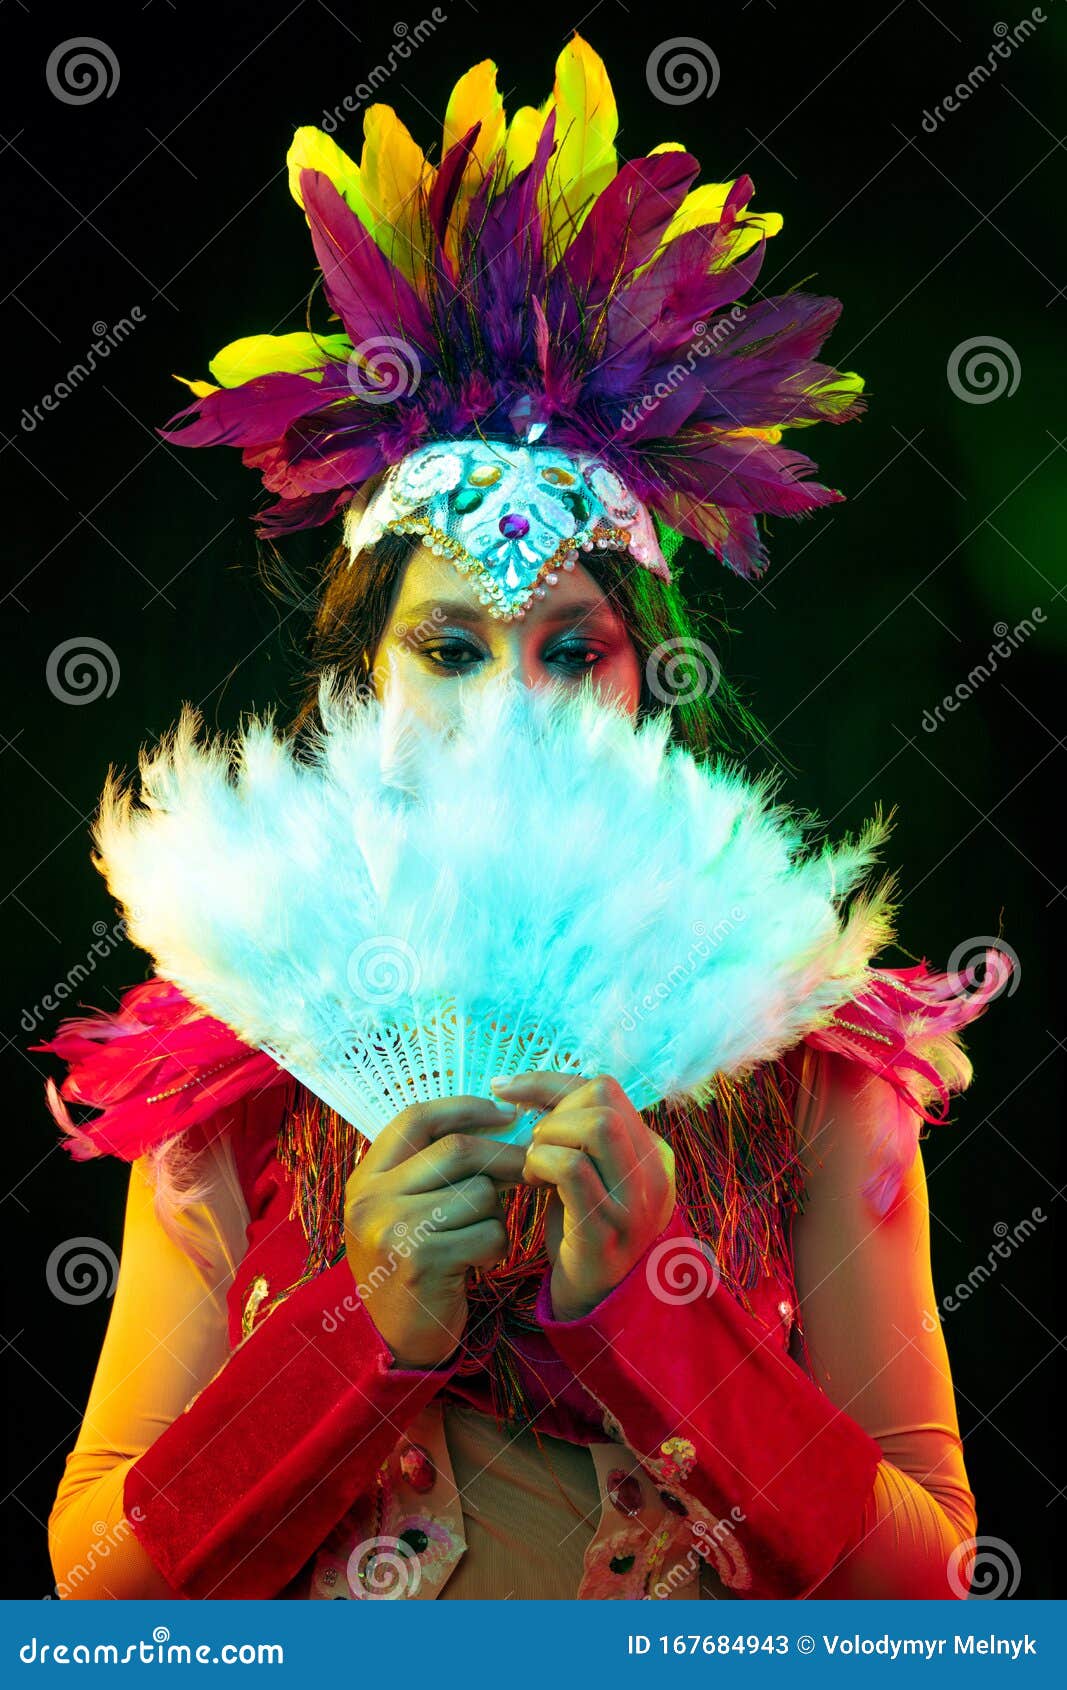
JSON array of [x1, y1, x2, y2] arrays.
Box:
[[420, 640, 482, 671], [549, 642, 603, 671]]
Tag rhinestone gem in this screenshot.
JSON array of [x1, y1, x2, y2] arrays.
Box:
[[399, 1442, 436, 1494]]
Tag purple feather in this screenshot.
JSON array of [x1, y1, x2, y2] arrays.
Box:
[[599, 236, 767, 383], [158, 369, 351, 451], [549, 151, 700, 344], [670, 495, 769, 577], [667, 431, 842, 516], [605, 293, 858, 441], [427, 122, 482, 250], [254, 487, 357, 537], [300, 170, 434, 355], [470, 112, 557, 370]]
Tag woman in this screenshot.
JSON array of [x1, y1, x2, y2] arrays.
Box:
[[41, 36, 1007, 1601]]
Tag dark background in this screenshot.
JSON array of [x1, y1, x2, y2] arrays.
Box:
[[2, 0, 1063, 1598]]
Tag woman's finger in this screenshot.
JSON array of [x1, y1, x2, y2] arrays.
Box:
[[529, 1103, 639, 1199], [360, 1093, 519, 1176], [416, 1173, 507, 1232], [489, 1071, 590, 1110], [523, 1142, 618, 1232], [491, 1071, 641, 1141], [432, 1217, 510, 1275], [389, 1130, 527, 1196]]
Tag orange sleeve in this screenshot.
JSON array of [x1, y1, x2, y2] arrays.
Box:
[[47, 1130, 248, 1598], [787, 1044, 978, 1598]]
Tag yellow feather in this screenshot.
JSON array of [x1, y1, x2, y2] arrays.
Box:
[[171, 374, 218, 398], [286, 126, 369, 224], [664, 183, 783, 245], [503, 104, 548, 176], [543, 34, 619, 263], [359, 104, 435, 284], [642, 182, 785, 278], [207, 332, 352, 388], [441, 58, 507, 266], [444, 58, 506, 170]]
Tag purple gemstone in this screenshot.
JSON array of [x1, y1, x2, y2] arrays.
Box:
[[499, 512, 530, 539]]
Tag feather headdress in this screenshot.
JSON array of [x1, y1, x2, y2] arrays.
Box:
[[159, 35, 865, 605], [89, 675, 897, 1146]]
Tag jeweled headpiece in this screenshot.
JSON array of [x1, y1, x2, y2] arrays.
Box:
[[160, 35, 865, 617], [344, 438, 670, 619]]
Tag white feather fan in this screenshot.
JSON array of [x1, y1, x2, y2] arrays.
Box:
[[92, 674, 894, 1145]]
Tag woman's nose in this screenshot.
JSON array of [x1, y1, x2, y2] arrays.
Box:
[[469, 651, 545, 692]]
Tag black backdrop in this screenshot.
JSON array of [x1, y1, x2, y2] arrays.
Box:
[[2, 0, 1063, 1599]]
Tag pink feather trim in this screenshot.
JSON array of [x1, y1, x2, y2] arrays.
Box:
[[30, 977, 288, 1164], [803, 949, 1014, 1213]]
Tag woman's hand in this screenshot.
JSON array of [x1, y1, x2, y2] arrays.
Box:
[[344, 1095, 526, 1370], [491, 1071, 676, 1322]]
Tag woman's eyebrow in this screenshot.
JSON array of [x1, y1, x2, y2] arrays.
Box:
[[399, 598, 487, 625], [537, 597, 617, 626], [396, 595, 617, 629]]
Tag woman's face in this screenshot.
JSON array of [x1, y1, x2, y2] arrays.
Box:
[[370, 543, 642, 731]]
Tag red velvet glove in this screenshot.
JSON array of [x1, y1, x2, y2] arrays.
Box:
[[535, 1202, 882, 1599], [123, 1260, 458, 1599]]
